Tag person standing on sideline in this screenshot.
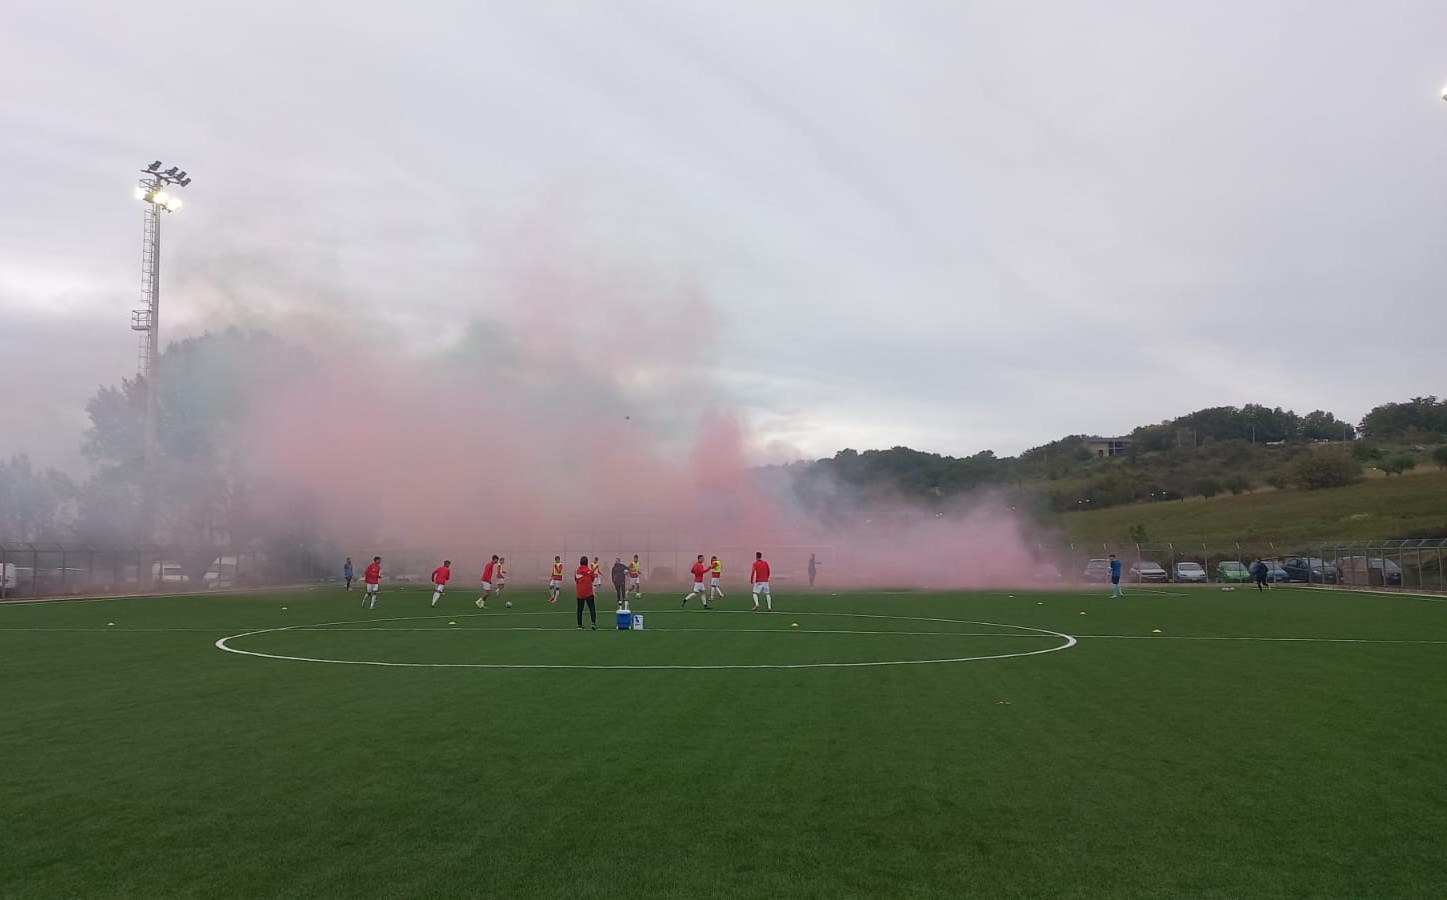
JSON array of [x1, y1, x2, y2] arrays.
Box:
[[750, 551, 773, 611], [1250, 557, 1268, 592], [627, 555, 643, 602], [548, 556, 564, 605], [362, 556, 382, 609], [611, 557, 628, 609], [1109, 554, 1123, 598], [709, 555, 725, 602], [343, 557, 355, 591], [682, 555, 710, 608], [476, 555, 498, 609], [575, 555, 597, 630], [430, 560, 452, 607], [807, 553, 818, 589], [591, 556, 603, 595]]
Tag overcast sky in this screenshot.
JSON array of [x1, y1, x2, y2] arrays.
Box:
[[3, 0, 1445, 474]]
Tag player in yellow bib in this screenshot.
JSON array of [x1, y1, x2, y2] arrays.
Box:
[[548, 556, 564, 604], [627, 555, 643, 602], [709, 555, 724, 602]]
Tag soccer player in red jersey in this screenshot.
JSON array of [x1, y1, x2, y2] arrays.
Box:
[[476, 555, 499, 609], [681, 554, 710, 608], [362, 556, 382, 609], [430, 560, 452, 608], [548, 556, 564, 604], [750, 551, 772, 611], [574, 555, 597, 630]]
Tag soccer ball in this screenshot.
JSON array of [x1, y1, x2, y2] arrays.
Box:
[[504, 600, 513, 608]]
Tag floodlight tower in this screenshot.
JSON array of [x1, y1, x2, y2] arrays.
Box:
[[132, 161, 191, 546]]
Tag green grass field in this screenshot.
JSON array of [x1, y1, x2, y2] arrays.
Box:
[[1062, 468, 1447, 546], [4, 585, 1447, 898]]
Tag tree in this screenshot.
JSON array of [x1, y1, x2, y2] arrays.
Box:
[[1300, 409, 1353, 442], [1433, 446, 1447, 471], [1191, 478, 1223, 499], [1224, 475, 1251, 495], [1289, 449, 1363, 490], [0, 455, 77, 540], [1379, 454, 1417, 476], [77, 328, 313, 549], [1359, 397, 1447, 440]]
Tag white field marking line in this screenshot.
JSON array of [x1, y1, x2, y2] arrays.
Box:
[[213, 612, 1077, 670], [282, 626, 1057, 638], [1075, 634, 1447, 645], [1133, 588, 1188, 597]]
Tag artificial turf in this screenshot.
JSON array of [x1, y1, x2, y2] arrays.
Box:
[[3, 585, 1445, 898]]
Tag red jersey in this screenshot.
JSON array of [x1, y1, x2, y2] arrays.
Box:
[[690, 561, 707, 583], [750, 559, 770, 583], [575, 564, 595, 598], [551, 561, 564, 580], [363, 562, 382, 585], [482, 561, 496, 582], [431, 565, 451, 585]]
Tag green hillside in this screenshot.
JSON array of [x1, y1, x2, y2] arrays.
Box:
[[1059, 469, 1447, 547]]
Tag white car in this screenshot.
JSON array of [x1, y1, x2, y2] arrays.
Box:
[[1172, 562, 1208, 583]]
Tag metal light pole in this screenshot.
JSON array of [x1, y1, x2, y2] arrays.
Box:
[[132, 161, 191, 553]]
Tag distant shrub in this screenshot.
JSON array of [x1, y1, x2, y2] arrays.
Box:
[[1289, 449, 1363, 490]]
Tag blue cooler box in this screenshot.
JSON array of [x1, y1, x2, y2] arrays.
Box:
[[616, 610, 631, 630]]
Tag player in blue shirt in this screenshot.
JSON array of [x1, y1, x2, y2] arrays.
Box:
[[1109, 554, 1123, 597]]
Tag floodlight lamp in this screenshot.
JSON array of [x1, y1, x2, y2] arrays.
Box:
[[152, 190, 170, 206], [175, 171, 187, 181], [134, 186, 149, 200], [147, 161, 162, 172], [179, 176, 192, 187], [164, 166, 179, 176], [164, 196, 183, 211], [1441, 84, 1447, 102]]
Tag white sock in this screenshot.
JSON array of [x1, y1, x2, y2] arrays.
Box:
[[431, 591, 440, 606]]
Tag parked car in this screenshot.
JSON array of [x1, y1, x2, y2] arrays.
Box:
[[152, 561, 191, 587], [1082, 559, 1112, 583], [1216, 561, 1251, 583], [1172, 561, 1208, 583], [1332, 556, 1404, 587], [1031, 562, 1065, 583], [1128, 560, 1169, 583], [1262, 561, 1291, 583], [1281, 557, 1339, 584], [36, 568, 91, 596]]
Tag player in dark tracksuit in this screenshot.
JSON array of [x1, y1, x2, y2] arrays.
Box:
[[1250, 558, 1268, 592], [611, 558, 628, 608]]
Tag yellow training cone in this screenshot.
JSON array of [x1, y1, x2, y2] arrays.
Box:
[[107, 622, 115, 626], [1079, 611, 1087, 616], [448, 621, 456, 626], [1152, 628, 1162, 634]]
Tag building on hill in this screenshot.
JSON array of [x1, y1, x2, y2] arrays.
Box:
[[1084, 436, 1132, 458]]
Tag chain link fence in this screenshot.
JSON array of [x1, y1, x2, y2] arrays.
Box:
[[0, 542, 333, 600], [4, 536, 1442, 600], [1046, 538, 1446, 592]]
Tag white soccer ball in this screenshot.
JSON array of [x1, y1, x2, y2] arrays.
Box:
[[505, 600, 513, 608]]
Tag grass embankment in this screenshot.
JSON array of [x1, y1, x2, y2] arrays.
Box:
[[1060, 468, 1447, 546]]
